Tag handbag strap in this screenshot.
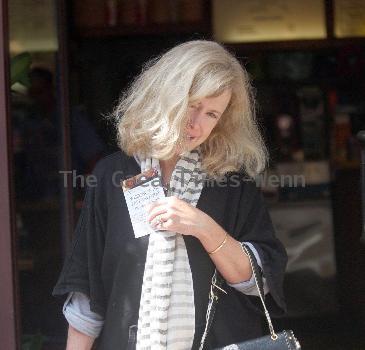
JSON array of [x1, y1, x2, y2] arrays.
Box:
[[199, 243, 278, 350]]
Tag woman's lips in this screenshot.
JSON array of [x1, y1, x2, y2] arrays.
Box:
[[187, 135, 198, 141]]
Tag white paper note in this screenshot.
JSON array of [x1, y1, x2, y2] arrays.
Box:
[[123, 178, 165, 238]]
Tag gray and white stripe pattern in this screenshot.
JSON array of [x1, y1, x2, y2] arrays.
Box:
[[136, 149, 205, 350]]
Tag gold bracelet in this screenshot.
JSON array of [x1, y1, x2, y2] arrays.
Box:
[[208, 232, 228, 255]]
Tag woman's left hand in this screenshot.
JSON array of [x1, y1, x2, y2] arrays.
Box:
[[147, 197, 253, 283], [146, 196, 213, 236]]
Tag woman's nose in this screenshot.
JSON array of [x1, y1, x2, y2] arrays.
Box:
[[188, 113, 199, 129]]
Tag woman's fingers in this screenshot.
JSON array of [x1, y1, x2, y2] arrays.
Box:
[[147, 205, 167, 223], [151, 214, 170, 230], [146, 198, 167, 211], [146, 196, 181, 221], [147, 196, 198, 233]]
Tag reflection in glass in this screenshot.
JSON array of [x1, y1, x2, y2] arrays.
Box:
[[9, 0, 65, 348]]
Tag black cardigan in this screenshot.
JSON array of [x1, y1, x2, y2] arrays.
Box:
[[53, 151, 287, 349]]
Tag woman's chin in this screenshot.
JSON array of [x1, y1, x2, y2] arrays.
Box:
[[175, 138, 202, 155], [185, 143, 198, 152]]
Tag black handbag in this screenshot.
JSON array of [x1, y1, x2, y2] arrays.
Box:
[[199, 244, 301, 350]]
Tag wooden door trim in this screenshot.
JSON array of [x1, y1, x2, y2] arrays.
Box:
[[0, 0, 20, 348]]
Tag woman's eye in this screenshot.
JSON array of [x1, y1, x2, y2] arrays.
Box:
[[207, 112, 218, 119]]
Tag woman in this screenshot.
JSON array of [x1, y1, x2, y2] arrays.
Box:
[[53, 40, 287, 350]]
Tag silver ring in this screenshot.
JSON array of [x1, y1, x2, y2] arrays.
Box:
[[156, 215, 164, 227]]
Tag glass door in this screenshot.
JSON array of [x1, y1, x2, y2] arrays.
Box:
[[8, 0, 71, 348]]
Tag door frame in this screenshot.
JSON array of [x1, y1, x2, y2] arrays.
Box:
[[0, 0, 74, 348], [0, 0, 20, 348]]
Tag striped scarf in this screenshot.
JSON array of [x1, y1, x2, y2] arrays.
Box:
[[136, 149, 205, 350]]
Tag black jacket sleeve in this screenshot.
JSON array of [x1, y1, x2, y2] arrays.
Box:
[[52, 161, 108, 317], [233, 179, 287, 317]]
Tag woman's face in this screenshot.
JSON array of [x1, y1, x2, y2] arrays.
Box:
[[183, 89, 232, 152]]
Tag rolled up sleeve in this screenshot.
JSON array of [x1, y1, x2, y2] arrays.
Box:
[[227, 242, 269, 296], [63, 292, 105, 338]]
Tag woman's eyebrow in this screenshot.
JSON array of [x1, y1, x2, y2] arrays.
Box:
[[208, 109, 222, 115]]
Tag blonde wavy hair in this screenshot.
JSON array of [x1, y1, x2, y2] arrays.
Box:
[[112, 40, 268, 178]]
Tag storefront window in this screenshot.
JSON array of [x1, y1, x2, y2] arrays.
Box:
[[9, 1, 67, 347]]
